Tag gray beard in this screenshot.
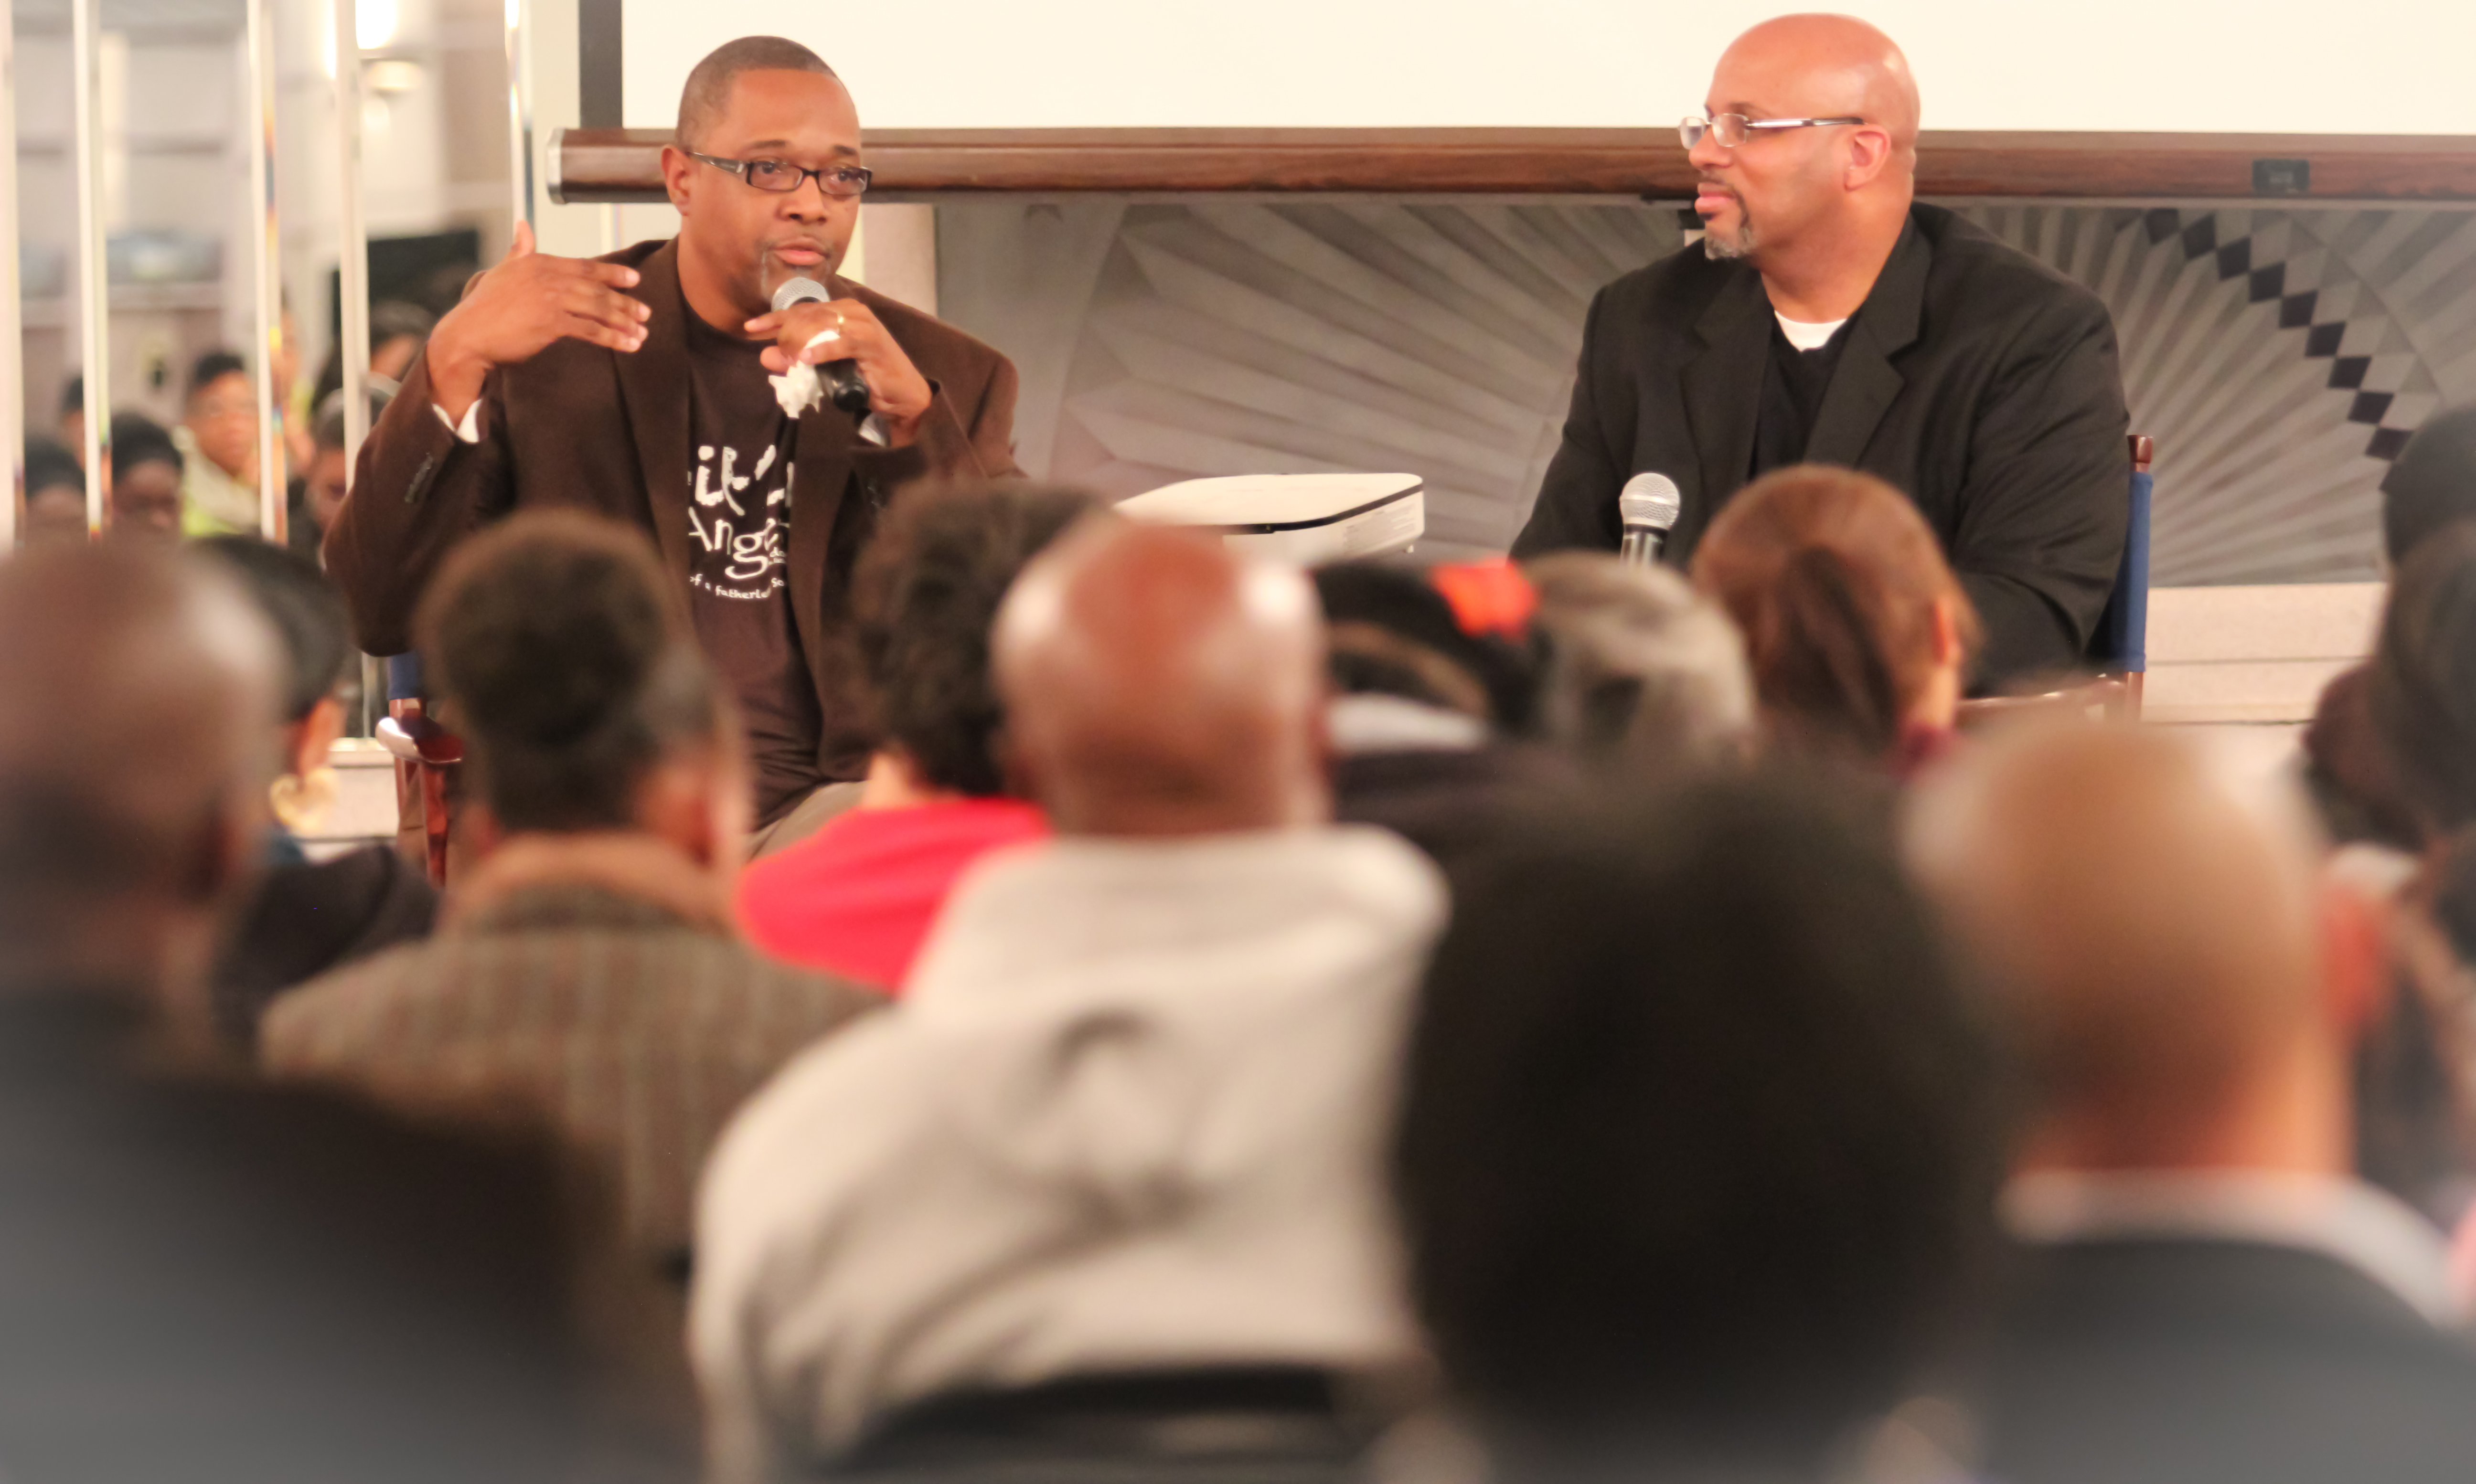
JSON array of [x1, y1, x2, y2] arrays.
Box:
[[1701, 216, 1757, 260]]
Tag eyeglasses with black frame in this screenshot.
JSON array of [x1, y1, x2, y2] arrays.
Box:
[[1679, 114, 1865, 149], [687, 151, 874, 199]]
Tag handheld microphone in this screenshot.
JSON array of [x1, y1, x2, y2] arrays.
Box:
[[1617, 472, 1683, 566], [770, 277, 874, 420]]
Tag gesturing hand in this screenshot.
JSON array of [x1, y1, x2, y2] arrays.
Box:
[[424, 221, 652, 421], [742, 299, 933, 447]]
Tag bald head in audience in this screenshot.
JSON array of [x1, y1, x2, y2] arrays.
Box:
[[1908, 724, 2383, 1174], [1694, 14, 1920, 269], [0, 544, 282, 1008], [993, 521, 1328, 836]]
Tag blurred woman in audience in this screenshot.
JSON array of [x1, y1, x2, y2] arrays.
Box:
[[194, 537, 434, 1049], [736, 481, 1102, 991], [2351, 527, 2476, 1229], [177, 350, 265, 538], [1692, 465, 1979, 775], [1526, 552, 1754, 771], [106, 414, 186, 544], [1313, 560, 1565, 870], [2368, 524, 2476, 853], [2306, 405, 2476, 850], [21, 438, 88, 546]]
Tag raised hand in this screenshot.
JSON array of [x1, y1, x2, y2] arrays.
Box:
[[424, 221, 653, 421], [742, 298, 932, 446]]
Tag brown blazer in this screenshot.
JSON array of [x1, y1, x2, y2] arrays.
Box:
[[325, 237, 1022, 772]]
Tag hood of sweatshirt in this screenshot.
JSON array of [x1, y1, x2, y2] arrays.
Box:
[[693, 825, 1447, 1466]]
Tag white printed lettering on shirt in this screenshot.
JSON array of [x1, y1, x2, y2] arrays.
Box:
[[690, 442, 792, 598]]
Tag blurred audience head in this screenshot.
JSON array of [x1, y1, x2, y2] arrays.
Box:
[[185, 349, 258, 480], [22, 438, 88, 547], [1313, 562, 1532, 752], [314, 304, 437, 407], [1694, 15, 1919, 264], [107, 414, 185, 544], [1525, 551, 1754, 769], [417, 512, 745, 875], [849, 481, 1104, 800], [2367, 525, 2476, 844], [1694, 464, 1979, 763], [192, 538, 353, 833], [0, 542, 281, 1003], [369, 300, 436, 386], [1394, 776, 2001, 1468], [2381, 405, 2476, 569], [994, 521, 1327, 837], [307, 386, 391, 538], [1909, 724, 2380, 1175]]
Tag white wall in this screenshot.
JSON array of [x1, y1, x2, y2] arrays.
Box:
[[622, 0, 2476, 134]]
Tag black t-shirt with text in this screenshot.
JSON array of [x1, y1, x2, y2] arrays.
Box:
[[682, 304, 825, 826]]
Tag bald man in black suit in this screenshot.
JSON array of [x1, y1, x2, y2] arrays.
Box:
[[1515, 16, 2129, 685]]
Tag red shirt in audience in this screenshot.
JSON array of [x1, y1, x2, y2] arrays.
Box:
[[738, 798, 1049, 991]]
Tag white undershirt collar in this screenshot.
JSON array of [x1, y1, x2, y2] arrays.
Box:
[[1775, 313, 1848, 352]]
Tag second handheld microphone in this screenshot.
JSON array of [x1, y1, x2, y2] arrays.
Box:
[[1618, 472, 1683, 566]]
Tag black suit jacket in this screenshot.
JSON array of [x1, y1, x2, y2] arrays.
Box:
[[0, 983, 685, 1481], [1514, 204, 2130, 684], [325, 238, 1022, 774], [1974, 1238, 2476, 1484]]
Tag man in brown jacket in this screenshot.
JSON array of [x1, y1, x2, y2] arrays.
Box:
[[325, 35, 1020, 839]]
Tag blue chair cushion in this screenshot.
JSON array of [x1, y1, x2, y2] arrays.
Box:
[[2090, 467, 2152, 672]]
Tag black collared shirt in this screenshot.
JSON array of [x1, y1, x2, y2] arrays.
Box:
[[1750, 317, 1853, 480]]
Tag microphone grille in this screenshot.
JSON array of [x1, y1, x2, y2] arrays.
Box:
[[770, 276, 832, 313], [1618, 472, 1683, 529]]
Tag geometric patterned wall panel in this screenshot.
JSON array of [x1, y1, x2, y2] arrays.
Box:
[[937, 200, 2476, 579], [1960, 206, 2476, 585]]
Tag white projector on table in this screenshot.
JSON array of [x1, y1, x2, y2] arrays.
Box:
[[1114, 473, 1425, 565]]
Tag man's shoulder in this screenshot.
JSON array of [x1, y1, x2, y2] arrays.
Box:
[[1913, 203, 2113, 334], [1996, 1236, 2476, 1371], [260, 935, 461, 1061]]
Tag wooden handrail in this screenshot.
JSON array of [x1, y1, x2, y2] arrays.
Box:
[[551, 127, 2476, 205]]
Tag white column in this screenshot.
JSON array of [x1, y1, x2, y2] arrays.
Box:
[[246, 0, 284, 540], [504, 0, 533, 233], [333, 0, 370, 480], [70, 0, 107, 529], [0, 0, 22, 547]]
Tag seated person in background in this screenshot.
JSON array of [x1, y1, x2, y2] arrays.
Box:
[[21, 437, 88, 546], [1524, 551, 1754, 769], [736, 481, 1100, 990], [264, 512, 883, 1271], [695, 523, 1447, 1484], [1313, 560, 1565, 869], [193, 537, 435, 1051], [313, 298, 436, 406], [176, 349, 264, 538], [0, 542, 674, 1478], [106, 413, 185, 544], [1693, 464, 1976, 775], [1393, 775, 2003, 1482], [2306, 405, 2476, 851], [1513, 13, 2128, 685], [288, 386, 390, 563], [1907, 723, 2476, 1484], [2365, 524, 2476, 855]]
